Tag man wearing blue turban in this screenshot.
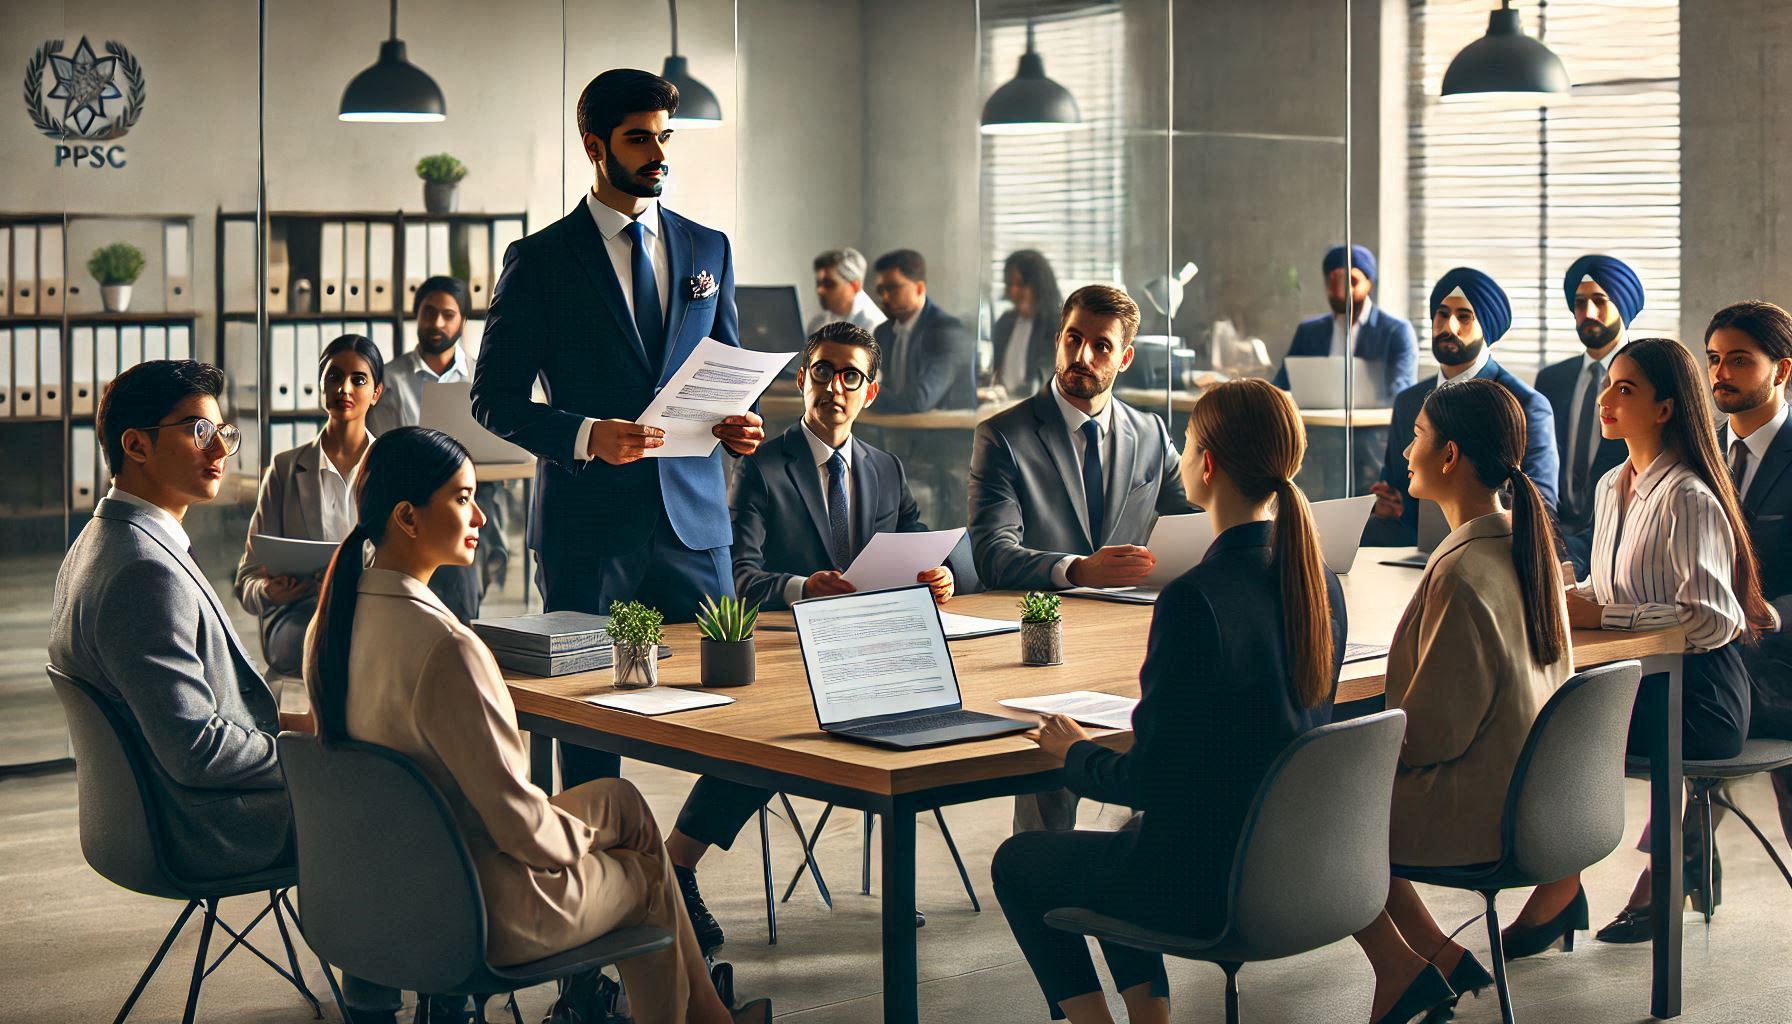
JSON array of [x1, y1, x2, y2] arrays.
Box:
[[1364, 267, 1560, 546], [1536, 255, 1644, 574]]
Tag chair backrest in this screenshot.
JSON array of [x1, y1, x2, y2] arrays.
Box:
[[1502, 660, 1642, 882], [277, 733, 488, 993], [1225, 709, 1407, 960], [46, 665, 182, 898]]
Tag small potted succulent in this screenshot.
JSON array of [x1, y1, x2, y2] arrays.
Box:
[[1018, 591, 1063, 666], [88, 242, 146, 312], [696, 595, 759, 687], [416, 153, 469, 213], [607, 600, 664, 689]]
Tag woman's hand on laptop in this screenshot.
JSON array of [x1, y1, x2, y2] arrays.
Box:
[[1025, 713, 1091, 762], [917, 566, 954, 605]]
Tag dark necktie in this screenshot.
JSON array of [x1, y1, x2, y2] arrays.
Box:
[[1570, 360, 1605, 512], [1080, 419, 1106, 546], [827, 451, 851, 570], [1730, 438, 1751, 497], [624, 220, 665, 368]]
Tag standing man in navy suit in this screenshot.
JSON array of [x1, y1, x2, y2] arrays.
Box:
[[472, 68, 764, 785]]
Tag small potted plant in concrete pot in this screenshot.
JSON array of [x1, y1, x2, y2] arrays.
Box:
[[696, 595, 758, 687], [89, 242, 145, 312], [607, 600, 663, 689], [1018, 591, 1063, 666], [416, 152, 468, 213]]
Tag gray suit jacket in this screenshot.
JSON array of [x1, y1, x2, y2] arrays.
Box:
[[968, 386, 1190, 590], [50, 498, 290, 880]]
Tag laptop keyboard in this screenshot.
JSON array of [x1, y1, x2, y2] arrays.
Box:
[[846, 710, 1009, 738]]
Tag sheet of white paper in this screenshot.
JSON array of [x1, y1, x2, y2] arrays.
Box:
[[998, 690, 1138, 731], [937, 611, 1020, 640], [637, 337, 798, 458], [251, 534, 340, 578], [586, 687, 736, 716], [1061, 586, 1157, 605], [841, 528, 967, 593], [1142, 511, 1215, 588]]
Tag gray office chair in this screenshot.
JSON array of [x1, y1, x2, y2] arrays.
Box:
[[46, 666, 321, 1024], [1396, 661, 1643, 1024], [1044, 709, 1408, 1024], [277, 733, 674, 1023]]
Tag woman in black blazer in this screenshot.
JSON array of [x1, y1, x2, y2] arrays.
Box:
[[983, 249, 1062, 398], [993, 378, 1346, 1024]]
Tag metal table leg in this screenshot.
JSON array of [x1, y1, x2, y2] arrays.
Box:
[[879, 804, 918, 1024], [1645, 653, 1684, 1018]]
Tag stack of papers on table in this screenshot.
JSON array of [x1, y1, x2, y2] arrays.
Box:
[[588, 688, 734, 716], [998, 691, 1138, 730], [473, 611, 622, 676], [938, 611, 1020, 640]]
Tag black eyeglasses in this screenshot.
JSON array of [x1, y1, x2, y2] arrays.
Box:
[[806, 363, 872, 392], [140, 417, 242, 457]]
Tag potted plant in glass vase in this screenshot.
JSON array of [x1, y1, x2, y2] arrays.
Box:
[[607, 600, 663, 689], [416, 152, 468, 213], [1018, 591, 1063, 666], [88, 242, 146, 312], [696, 595, 758, 687]]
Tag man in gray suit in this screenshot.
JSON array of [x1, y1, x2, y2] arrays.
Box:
[[968, 284, 1190, 831], [49, 360, 294, 882]]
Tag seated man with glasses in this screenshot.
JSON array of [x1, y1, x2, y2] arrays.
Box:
[[661, 321, 960, 951], [49, 359, 300, 883]]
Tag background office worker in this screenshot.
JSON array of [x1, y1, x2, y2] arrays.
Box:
[[869, 248, 975, 414], [1536, 255, 1640, 575], [472, 69, 764, 788], [805, 247, 885, 335], [983, 249, 1062, 401], [1364, 267, 1558, 546]]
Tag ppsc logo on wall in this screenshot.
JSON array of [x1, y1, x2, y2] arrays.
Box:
[[23, 36, 146, 169]]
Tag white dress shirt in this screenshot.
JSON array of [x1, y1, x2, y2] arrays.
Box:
[[316, 438, 371, 542], [1565, 339, 1627, 476], [805, 290, 887, 336], [998, 314, 1036, 393], [107, 485, 195, 557], [1433, 343, 1492, 391], [1328, 296, 1374, 357], [1574, 451, 1746, 651], [1732, 401, 1790, 499], [783, 422, 856, 606], [574, 192, 671, 462], [1049, 377, 1118, 588]]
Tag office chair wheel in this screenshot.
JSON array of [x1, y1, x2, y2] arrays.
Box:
[[710, 960, 736, 1007]]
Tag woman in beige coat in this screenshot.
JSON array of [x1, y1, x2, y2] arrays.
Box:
[[1352, 379, 1573, 1023], [304, 426, 766, 1024]]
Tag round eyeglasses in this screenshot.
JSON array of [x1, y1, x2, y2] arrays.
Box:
[[806, 363, 872, 392], [140, 417, 243, 457]]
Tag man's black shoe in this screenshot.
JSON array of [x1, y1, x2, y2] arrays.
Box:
[[676, 865, 726, 954]]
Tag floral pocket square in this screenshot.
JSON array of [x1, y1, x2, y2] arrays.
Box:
[[688, 271, 719, 301]]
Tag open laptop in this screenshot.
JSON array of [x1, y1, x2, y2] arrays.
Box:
[[736, 285, 807, 375], [417, 381, 532, 465], [793, 585, 1031, 750], [1379, 500, 1450, 569], [1284, 356, 1389, 409]]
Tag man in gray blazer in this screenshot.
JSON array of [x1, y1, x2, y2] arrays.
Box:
[[49, 360, 292, 883], [968, 284, 1190, 831]]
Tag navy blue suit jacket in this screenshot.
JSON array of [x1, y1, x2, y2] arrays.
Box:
[[1272, 304, 1419, 399], [1722, 416, 1792, 737], [872, 299, 975, 413], [1375, 358, 1559, 542], [472, 202, 739, 563], [1535, 354, 1628, 572]]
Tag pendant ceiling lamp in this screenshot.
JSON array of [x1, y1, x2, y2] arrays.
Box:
[[1441, 0, 1570, 101], [663, 0, 722, 128], [339, 0, 446, 123], [981, 20, 1081, 135]]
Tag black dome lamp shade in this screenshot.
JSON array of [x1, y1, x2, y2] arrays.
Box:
[[339, 0, 446, 123], [981, 20, 1081, 135], [663, 0, 722, 128], [1441, 1, 1570, 101]]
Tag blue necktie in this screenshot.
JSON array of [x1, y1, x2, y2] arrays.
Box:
[[1080, 419, 1105, 546], [827, 451, 851, 570], [623, 220, 665, 368]]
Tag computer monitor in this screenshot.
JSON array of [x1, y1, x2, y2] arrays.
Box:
[[736, 285, 807, 359]]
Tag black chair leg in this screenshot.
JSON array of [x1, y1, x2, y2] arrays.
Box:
[[505, 991, 525, 1024], [1482, 891, 1516, 1024], [182, 900, 219, 1024], [1220, 962, 1241, 1024], [114, 899, 199, 1024], [270, 889, 325, 1017], [862, 811, 873, 894], [318, 961, 352, 1024], [1712, 788, 1792, 888], [1701, 786, 1717, 926], [758, 805, 777, 945], [202, 896, 278, 977], [777, 793, 833, 908], [933, 808, 980, 913]]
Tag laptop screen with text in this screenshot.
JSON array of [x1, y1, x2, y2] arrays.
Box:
[[792, 585, 962, 727]]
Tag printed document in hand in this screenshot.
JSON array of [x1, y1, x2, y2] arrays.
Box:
[[997, 691, 1138, 731], [637, 337, 797, 458], [252, 534, 340, 578], [587, 688, 735, 716], [841, 528, 966, 593]]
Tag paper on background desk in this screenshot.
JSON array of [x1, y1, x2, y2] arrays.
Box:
[[586, 687, 735, 716], [938, 611, 1020, 640], [842, 528, 966, 592], [638, 338, 798, 458], [251, 534, 339, 578], [998, 690, 1138, 731]]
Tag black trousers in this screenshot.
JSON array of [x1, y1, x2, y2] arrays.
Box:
[[675, 776, 773, 849], [992, 830, 1172, 1020], [1627, 645, 1751, 762]]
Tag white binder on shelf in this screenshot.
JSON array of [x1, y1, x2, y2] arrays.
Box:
[[143, 325, 168, 363], [461, 317, 486, 363], [0, 225, 10, 312], [367, 222, 395, 312], [0, 327, 12, 417], [72, 425, 98, 510], [119, 324, 143, 372], [163, 221, 191, 309], [167, 323, 192, 360], [344, 221, 368, 312], [319, 221, 345, 313], [465, 223, 491, 310], [271, 324, 298, 411], [223, 218, 257, 313], [38, 223, 63, 315], [71, 325, 96, 415], [13, 326, 38, 416], [265, 223, 289, 314], [295, 323, 322, 409], [95, 325, 119, 400], [38, 325, 62, 417], [492, 218, 523, 262], [11, 226, 36, 316], [371, 321, 397, 364], [402, 222, 428, 308], [271, 421, 297, 457], [426, 222, 451, 278]]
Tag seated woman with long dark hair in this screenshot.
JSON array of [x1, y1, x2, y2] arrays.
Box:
[[303, 426, 765, 1024], [992, 378, 1345, 1024]]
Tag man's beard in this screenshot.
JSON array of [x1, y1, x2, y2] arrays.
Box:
[[1329, 294, 1363, 317], [1714, 379, 1777, 416], [1577, 318, 1622, 350], [417, 324, 462, 356], [606, 150, 666, 199], [1432, 332, 1483, 368], [1057, 362, 1115, 400]]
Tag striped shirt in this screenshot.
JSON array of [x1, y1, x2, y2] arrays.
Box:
[[1573, 450, 1744, 651]]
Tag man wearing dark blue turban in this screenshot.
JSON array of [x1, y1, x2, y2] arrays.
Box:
[[1364, 267, 1560, 546], [1536, 255, 1644, 574]]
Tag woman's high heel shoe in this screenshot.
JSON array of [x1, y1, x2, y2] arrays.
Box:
[[1501, 885, 1589, 961], [1372, 964, 1456, 1024], [730, 997, 772, 1024], [1420, 951, 1496, 1024]]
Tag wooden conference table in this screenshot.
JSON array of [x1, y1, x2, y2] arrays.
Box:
[[508, 554, 1691, 1021]]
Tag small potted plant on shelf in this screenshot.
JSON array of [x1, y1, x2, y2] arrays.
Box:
[[88, 242, 145, 312], [416, 153, 469, 213], [696, 595, 759, 687], [607, 600, 664, 689], [1018, 591, 1063, 666]]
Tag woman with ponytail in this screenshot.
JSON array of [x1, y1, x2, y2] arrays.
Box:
[[304, 427, 763, 1024], [1351, 379, 1573, 1024], [992, 379, 1345, 1024]]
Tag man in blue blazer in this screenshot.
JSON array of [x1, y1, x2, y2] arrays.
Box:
[[1271, 243, 1417, 400], [471, 69, 765, 786], [1364, 268, 1558, 546]]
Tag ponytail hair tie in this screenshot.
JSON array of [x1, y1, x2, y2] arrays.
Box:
[[1508, 465, 1525, 483]]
